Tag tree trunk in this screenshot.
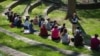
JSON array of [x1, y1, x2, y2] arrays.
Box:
[[65, 0, 76, 19]]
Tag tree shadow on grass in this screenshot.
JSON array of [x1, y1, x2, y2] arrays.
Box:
[[0, 0, 6, 2], [39, 35, 48, 39], [90, 50, 100, 56], [77, 9, 100, 20], [76, 21, 100, 56], [15, 0, 32, 15], [77, 21, 91, 46], [15, 44, 86, 56]]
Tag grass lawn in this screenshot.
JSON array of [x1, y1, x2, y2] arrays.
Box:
[[0, 0, 100, 56], [77, 9, 100, 36], [0, 0, 14, 7], [30, 3, 48, 18], [48, 10, 66, 19], [0, 0, 14, 13], [0, 32, 65, 56], [12, 1, 30, 15], [12, 0, 36, 15]]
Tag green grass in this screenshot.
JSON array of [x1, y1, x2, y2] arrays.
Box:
[[0, 0, 14, 7], [30, 3, 47, 18], [12, 4, 26, 15], [1, 0, 100, 56], [12, 1, 30, 15], [77, 9, 100, 36], [0, 0, 14, 13], [48, 10, 66, 19], [12, 0, 36, 15], [0, 51, 9, 56], [0, 32, 64, 56]]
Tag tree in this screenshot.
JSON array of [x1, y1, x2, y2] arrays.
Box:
[[65, 0, 76, 19]]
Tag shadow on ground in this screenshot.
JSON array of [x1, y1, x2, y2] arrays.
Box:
[[0, 0, 6, 2], [77, 9, 100, 19]]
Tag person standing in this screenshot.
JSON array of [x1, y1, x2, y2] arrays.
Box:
[[71, 13, 78, 35]]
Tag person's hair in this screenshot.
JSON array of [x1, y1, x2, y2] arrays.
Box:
[[30, 20, 33, 23], [63, 23, 65, 27], [77, 27, 80, 29], [17, 14, 19, 16], [47, 18, 50, 21], [19, 16, 21, 19], [54, 25, 58, 28], [42, 18, 45, 21], [95, 34, 98, 38], [63, 28, 67, 33], [54, 20, 57, 23], [26, 16, 30, 18], [25, 16, 30, 21], [62, 28, 67, 36], [8, 8, 11, 11]]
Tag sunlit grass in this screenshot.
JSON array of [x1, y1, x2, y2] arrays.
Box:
[[12, 5, 26, 15], [12, 0, 36, 15], [0, 0, 14, 7], [30, 3, 47, 18], [77, 9, 100, 36], [48, 10, 66, 19], [0, 0, 14, 13]]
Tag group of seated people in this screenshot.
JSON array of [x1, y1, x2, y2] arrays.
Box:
[[5, 8, 36, 34], [5, 8, 100, 51]]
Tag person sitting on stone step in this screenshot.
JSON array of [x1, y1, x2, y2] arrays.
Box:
[[74, 32, 84, 47], [51, 20, 59, 29], [51, 25, 60, 41], [23, 16, 30, 34], [29, 20, 37, 34], [38, 15, 44, 27], [61, 28, 70, 45], [16, 16, 23, 28], [13, 14, 20, 27], [91, 34, 100, 51], [46, 18, 52, 31], [59, 23, 66, 33], [33, 16, 39, 25], [39, 23, 49, 37]]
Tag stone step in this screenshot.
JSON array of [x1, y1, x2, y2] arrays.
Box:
[[0, 45, 31, 56]]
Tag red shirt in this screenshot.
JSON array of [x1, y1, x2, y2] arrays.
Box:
[[91, 37, 100, 49], [40, 25, 48, 36], [51, 28, 59, 38]]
